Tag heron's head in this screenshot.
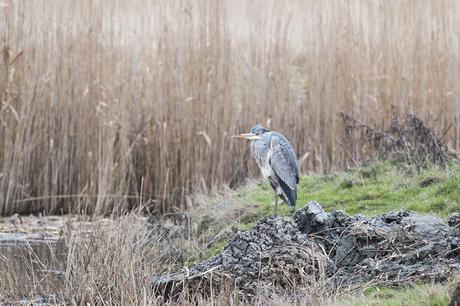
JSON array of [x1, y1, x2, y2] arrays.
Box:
[[232, 124, 270, 140], [250, 124, 270, 135]]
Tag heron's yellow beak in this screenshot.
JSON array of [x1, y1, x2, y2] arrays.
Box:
[[232, 133, 261, 140]]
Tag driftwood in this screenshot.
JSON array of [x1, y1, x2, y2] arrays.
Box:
[[152, 202, 460, 300]]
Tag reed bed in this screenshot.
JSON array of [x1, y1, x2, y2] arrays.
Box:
[[1, 0, 459, 215]]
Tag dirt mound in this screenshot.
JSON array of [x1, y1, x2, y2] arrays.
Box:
[[152, 202, 460, 299], [152, 217, 327, 299]]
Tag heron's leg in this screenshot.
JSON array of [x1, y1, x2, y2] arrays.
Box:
[[274, 194, 278, 217]]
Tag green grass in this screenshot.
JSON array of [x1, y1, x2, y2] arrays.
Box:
[[238, 161, 460, 218], [333, 282, 452, 306]]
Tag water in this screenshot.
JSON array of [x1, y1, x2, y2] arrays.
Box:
[[0, 233, 67, 304]]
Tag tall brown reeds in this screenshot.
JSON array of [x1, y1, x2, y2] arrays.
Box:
[[1, 0, 459, 215]]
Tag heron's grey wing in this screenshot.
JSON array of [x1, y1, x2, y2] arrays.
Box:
[[269, 133, 299, 190]]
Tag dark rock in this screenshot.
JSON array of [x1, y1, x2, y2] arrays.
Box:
[[293, 201, 329, 234], [448, 213, 460, 227]]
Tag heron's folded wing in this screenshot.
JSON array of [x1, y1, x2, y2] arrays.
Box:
[[269, 134, 299, 190]]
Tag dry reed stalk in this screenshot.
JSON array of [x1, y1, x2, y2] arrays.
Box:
[[0, 0, 459, 215]]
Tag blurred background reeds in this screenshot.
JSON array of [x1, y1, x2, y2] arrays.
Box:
[[1, 0, 459, 215]]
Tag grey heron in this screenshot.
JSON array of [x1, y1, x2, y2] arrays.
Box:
[[233, 124, 299, 216]]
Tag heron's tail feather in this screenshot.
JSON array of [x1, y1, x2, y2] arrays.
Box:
[[278, 179, 296, 207]]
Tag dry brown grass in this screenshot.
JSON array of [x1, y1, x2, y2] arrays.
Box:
[[0, 213, 171, 304], [1, 0, 460, 215]]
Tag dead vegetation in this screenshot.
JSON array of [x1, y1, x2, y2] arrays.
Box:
[[339, 112, 455, 169], [1, 1, 460, 215], [0, 214, 165, 305]]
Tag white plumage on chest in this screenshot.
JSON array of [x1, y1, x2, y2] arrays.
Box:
[[250, 138, 274, 179], [259, 150, 274, 178]]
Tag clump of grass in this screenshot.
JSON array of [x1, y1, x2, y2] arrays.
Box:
[[332, 282, 453, 306]]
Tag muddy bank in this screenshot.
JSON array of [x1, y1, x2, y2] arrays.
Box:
[[152, 202, 460, 298]]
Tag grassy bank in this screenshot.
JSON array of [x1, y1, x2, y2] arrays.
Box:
[[195, 161, 460, 241], [238, 161, 460, 218]]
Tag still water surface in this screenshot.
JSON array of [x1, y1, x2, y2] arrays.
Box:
[[0, 233, 67, 304]]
